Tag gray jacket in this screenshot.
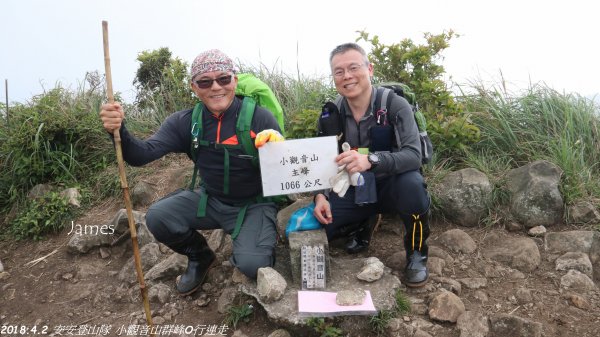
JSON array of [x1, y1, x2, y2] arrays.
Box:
[[338, 87, 422, 178]]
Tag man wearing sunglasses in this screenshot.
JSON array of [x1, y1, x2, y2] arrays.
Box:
[[313, 43, 431, 288], [99, 49, 283, 295]]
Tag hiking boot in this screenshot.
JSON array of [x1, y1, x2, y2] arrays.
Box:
[[165, 230, 216, 295], [176, 251, 216, 295], [345, 215, 377, 254], [404, 250, 429, 287]]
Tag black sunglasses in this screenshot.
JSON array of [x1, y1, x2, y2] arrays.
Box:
[[194, 75, 233, 89]]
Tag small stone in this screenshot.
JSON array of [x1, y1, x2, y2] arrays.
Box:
[[99, 247, 111, 259], [473, 290, 488, 303], [267, 329, 292, 337], [0, 272, 9, 280], [505, 221, 523, 232], [195, 293, 210, 307], [568, 294, 590, 310], [62, 273, 74, 280], [336, 289, 366, 306], [515, 288, 533, 304], [0, 259, 4, 272], [153, 316, 165, 325], [528, 225, 546, 237]]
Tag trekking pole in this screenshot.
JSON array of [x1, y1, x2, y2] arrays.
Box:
[[102, 21, 154, 329]]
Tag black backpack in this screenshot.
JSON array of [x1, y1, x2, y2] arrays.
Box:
[[318, 84, 433, 164]]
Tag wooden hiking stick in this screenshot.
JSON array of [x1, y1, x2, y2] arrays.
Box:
[[102, 21, 153, 328]]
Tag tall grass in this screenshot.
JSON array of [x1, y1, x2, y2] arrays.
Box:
[[461, 83, 600, 204]]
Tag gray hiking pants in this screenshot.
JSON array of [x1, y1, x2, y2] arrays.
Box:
[[145, 189, 278, 279]]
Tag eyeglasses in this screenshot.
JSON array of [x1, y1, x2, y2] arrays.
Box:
[[194, 75, 233, 89], [333, 63, 367, 78]]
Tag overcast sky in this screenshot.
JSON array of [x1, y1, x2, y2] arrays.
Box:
[[1, 0, 598, 105]]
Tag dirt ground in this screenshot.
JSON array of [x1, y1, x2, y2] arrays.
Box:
[[1, 155, 599, 337]]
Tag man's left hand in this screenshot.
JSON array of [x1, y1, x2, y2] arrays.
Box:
[[255, 129, 284, 148]]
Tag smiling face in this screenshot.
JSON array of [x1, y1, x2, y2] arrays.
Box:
[[330, 49, 373, 100], [191, 71, 238, 115]]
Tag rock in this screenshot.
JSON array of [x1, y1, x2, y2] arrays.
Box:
[[414, 329, 433, 337], [0, 259, 3, 273], [489, 314, 542, 337], [428, 257, 445, 276], [386, 251, 406, 271], [152, 316, 165, 325], [27, 184, 53, 199], [435, 168, 492, 227], [288, 229, 329, 286], [194, 293, 210, 307], [131, 181, 156, 207], [458, 278, 487, 290], [111, 209, 147, 235], [431, 276, 462, 295], [428, 291, 466, 322], [473, 290, 488, 304], [483, 232, 540, 272], [515, 288, 532, 304], [555, 252, 593, 277], [232, 268, 251, 284], [387, 318, 415, 335], [267, 329, 291, 337], [145, 253, 187, 282], [231, 331, 249, 337], [148, 283, 172, 304], [207, 229, 225, 252], [429, 246, 454, 264], [438, 229, 477, 254], [506, 160, 563, 228], [276, 197, 313, 240], [336, 289, 366, 306], [135, 222, 157, 247], [99, 247, 111, 259], [568, 200, 600, 224], [545, 230, 595, 254], [505, 221, 523, 232], [241, 253, 401, 327], [218, 286, 239, 314], [567, 293, 591, 310], [67, 229, 113, 254], [118, 243, 162, 284], [60, 187, 82, 207], [457, 311, 489, 337], [357, 257, 385, 282], [560, 270, 596, 290], [257, 267, 287, 304], [527, 225, 546, 237]]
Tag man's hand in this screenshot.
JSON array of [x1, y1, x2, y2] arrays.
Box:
[[313, 194, 332, 224], [99, 102, 125, 133], [254, 129, 284, 148], [335, 150, 371, 174]]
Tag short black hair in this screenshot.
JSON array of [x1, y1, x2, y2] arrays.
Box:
[[329, 43, 369, 66]]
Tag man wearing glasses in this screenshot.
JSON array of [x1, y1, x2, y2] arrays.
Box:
[[99, 49, 283, 295], [313, 43, 431, 287]]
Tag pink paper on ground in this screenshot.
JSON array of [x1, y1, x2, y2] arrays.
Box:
[[298, 290, 377, 316]]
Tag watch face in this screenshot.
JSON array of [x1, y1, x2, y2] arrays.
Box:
[[369, 153, 379, 165]]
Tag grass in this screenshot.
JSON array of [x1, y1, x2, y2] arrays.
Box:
[[369, 288, 412, 336]]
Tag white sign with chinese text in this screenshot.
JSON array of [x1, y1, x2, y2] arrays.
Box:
[[258, 136, 338, 196]]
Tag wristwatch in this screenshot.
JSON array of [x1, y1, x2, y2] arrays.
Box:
[[368, 153, 380, 168]]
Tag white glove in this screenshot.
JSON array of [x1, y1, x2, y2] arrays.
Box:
[[329, 142, 364, 198]]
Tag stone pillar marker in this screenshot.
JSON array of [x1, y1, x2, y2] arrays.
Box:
[[288, 229, 330, 288]]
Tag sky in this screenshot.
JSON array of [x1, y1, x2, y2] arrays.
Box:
[[1, 0, 599, 105]]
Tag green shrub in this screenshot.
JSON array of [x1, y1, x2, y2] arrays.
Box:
[[305, 317, 344, 337], [357, 30, 480, 156], [0, 81, 114, 213], [222, 303, 253, 329], [9, 192, 73, 240]]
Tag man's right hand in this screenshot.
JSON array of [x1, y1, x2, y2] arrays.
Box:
[[99, 102, 125, 133], [313, 194, 332, 225]]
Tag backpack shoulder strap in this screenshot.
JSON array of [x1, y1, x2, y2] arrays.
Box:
[[236, 96, 258, 165], [190, 102, 206, 162]]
